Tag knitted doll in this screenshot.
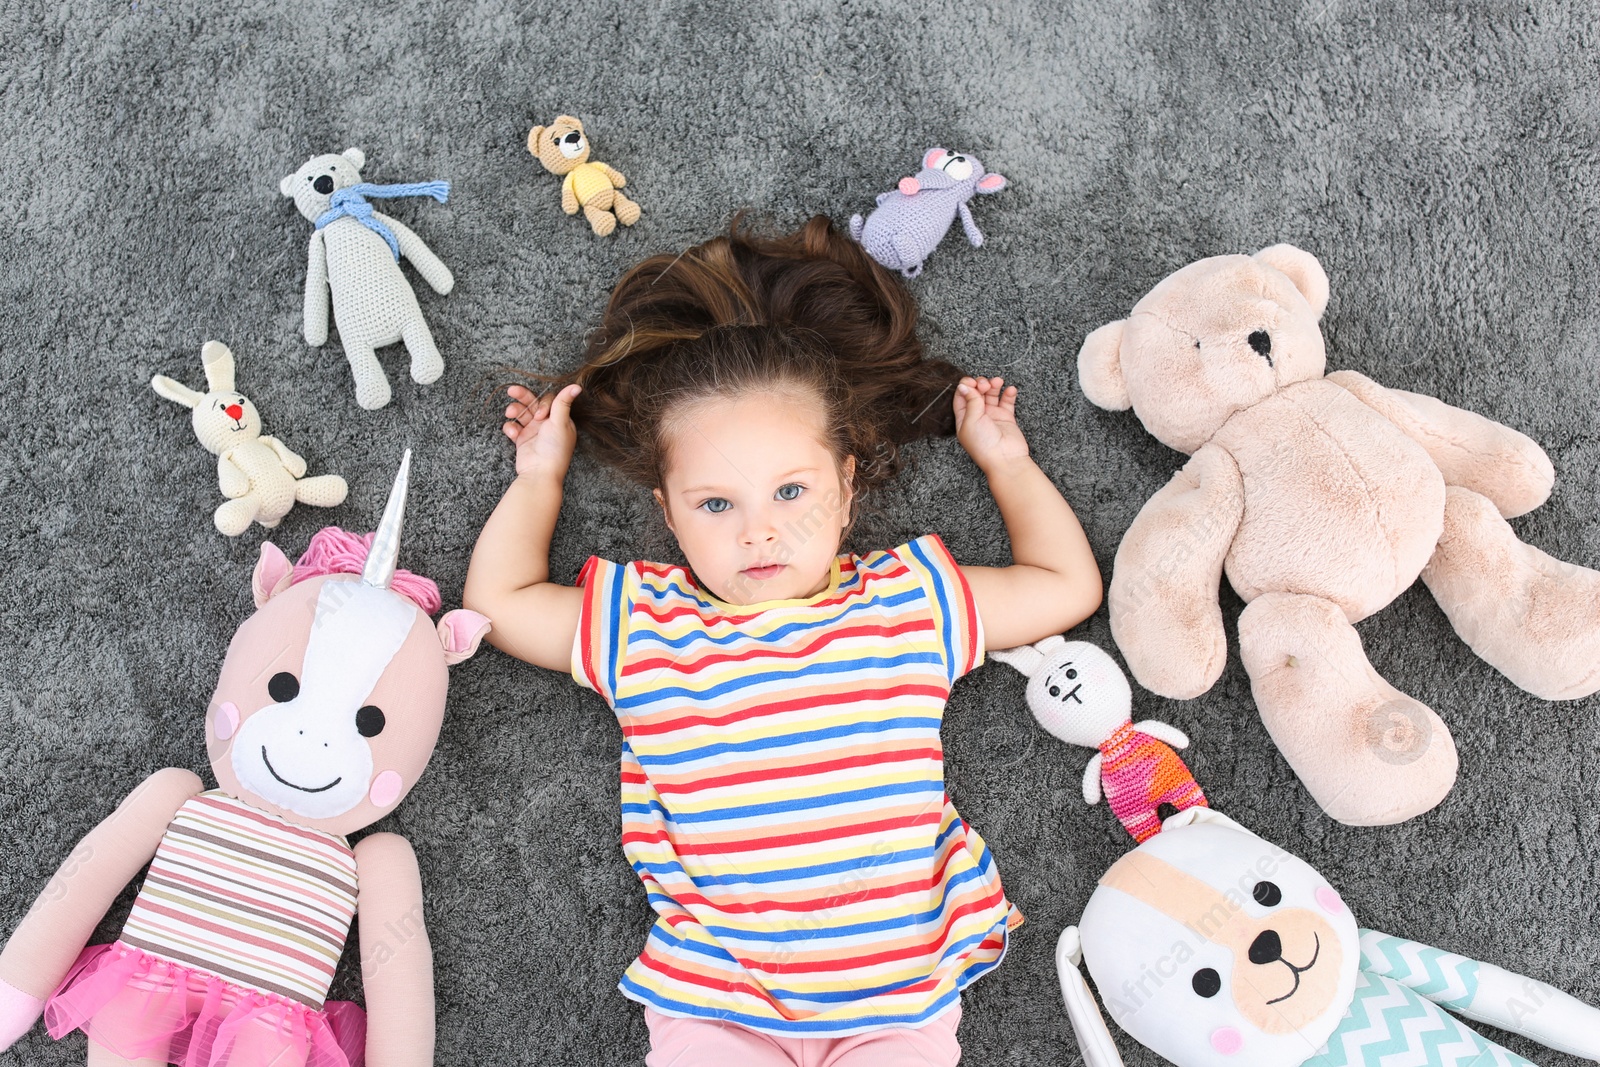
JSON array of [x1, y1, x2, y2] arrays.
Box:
[[989, 637, 1206, 842], [151, 340, 348, 535], [527, 116, 641, 236], [0, 452, 492, 1067], [848, 147, 1007, 277], [1056, 808, 1600, 1066], [280, 148, 455, 410]]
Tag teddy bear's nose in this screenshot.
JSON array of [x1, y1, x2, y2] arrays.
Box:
[[225, 403, 244, 420], [313, 175, 335, 195], [562, 132, 582, 144], [1248, 330, 1272, 357]]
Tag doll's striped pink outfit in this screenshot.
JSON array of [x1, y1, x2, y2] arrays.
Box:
[[43, 790, 364, 1067]]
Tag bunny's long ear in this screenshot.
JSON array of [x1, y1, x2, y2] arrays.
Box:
[[1057, 927, 1125, 1067], [151, 374, 202, 409], [201, 341, 235, 393], [987, 643, 1044, 676]]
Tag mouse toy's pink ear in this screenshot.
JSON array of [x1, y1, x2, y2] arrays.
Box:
[[977, 173, 1007, 193]]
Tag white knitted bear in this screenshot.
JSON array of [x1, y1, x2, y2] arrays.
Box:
[[151, 341, 348, 535], [280, 148, 455, 410]]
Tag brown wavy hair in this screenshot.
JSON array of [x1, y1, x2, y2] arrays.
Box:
[[516, 214, 966, 540]]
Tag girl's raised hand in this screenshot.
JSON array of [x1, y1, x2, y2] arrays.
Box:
[[503, 382, 582, 478], [954, 375, 1030, 474]]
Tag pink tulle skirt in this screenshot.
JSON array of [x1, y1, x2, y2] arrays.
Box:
[[44, 941, 365, 1067]]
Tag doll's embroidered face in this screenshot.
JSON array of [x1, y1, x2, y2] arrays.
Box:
[[1077, 820, 1360, 1066], [1027, 639, 1133, 746], [652, 389, 855, 608], [189, 391, 260, 450]]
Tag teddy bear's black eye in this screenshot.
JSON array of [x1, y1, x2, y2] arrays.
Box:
[[1253, 881, 1283, 907], [268, 672, 300, 702], [1192, 969, 1221, 997]]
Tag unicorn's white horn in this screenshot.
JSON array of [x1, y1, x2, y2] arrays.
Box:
[[363, 449, 411, 590]]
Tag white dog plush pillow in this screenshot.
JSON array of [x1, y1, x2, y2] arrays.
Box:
[[1057, 809, 1600, 1066]]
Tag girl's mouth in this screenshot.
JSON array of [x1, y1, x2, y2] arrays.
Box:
[[743, 565, 784, 580]]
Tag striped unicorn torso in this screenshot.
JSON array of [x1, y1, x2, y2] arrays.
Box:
[[120, 790, 358, 1007], [571, 533, 1021, 1037], [1098, 722, 1207, 842]]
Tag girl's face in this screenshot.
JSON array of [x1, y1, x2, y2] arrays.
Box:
[[653, 390, 855, 607]]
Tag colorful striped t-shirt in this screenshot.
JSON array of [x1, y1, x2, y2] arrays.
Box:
[[571, 532, 1022, 1036]]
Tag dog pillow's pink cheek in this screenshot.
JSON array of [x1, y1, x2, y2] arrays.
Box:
[[1316, 887, 1345, 915], [1211, 1027, 1243, 1054]]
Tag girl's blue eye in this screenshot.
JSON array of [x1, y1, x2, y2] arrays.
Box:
[[777, 483, 804, 501], [700, 498, 731, 514]]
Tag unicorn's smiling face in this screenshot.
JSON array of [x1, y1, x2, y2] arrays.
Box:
[[209, 573, 452, 836]]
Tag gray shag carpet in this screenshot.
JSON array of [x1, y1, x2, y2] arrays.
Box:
[[3, 2, 1598, 1064]]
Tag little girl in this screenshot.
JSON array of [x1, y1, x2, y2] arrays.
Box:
[[464, 216, 1101, 1065]]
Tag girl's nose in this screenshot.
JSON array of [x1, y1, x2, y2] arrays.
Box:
[[225, 403, 244, 420]]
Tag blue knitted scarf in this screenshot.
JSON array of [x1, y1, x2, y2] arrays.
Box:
[[314, 181, 450, 259]]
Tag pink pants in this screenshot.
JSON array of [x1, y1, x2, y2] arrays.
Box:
[[643, 1003, 962, 1066]]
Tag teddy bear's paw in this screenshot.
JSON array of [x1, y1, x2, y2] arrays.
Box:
[[1423, 486, 1600, 700], [1239, 591, 1459, 826]]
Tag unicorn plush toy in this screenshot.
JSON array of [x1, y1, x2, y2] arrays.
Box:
[[0, 451, 491, 1067]]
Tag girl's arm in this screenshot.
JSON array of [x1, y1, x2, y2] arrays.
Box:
[[952, 375, 1103, 650], [462, 383, 584, 673]]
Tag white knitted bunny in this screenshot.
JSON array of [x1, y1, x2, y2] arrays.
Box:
[[151, 341, 348, 536], [989, 637, 1207, 842]]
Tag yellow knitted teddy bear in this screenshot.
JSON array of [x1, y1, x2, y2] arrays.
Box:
[[527, 116, 641, 236]]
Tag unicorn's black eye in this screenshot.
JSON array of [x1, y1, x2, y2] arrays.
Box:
[[1192, 968, 1221, 998], [268, 672, 299, 702], [1253, 881, 1283, 907], [1048, 685, 1060, 697], [356, 705, 386, 737], [1065, 668, 1078, 680]]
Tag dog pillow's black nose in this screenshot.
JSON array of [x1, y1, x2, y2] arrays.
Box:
[[1248, 330, 1272, 356], [313, 174, 335, 195]]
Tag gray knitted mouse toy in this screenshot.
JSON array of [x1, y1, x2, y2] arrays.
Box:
[[849, 147, 1007, 278]]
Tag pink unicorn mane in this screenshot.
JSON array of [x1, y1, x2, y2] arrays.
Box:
[[291, 527, 442, 614]]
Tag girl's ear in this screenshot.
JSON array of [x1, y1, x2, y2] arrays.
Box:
[[652, 487, 675, 534]]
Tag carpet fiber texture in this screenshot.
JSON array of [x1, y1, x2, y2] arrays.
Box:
[[2, 1, 1597, 1064]]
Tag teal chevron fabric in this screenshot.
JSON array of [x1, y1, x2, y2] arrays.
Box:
[[1359, 929, 1481, 1011], [1307, 969, 1536, 1067]]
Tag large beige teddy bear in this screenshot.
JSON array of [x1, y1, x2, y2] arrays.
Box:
[[1078, 245, 1600, 826]]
